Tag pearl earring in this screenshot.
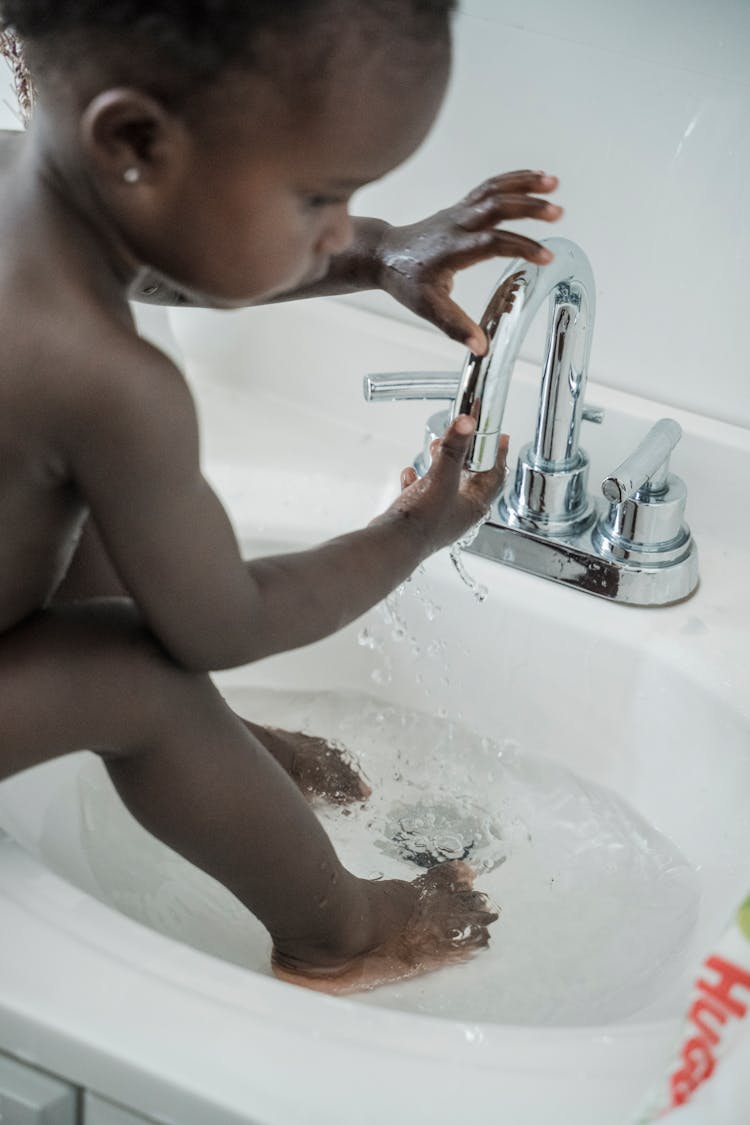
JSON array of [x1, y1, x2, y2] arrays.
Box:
[[123, 167, 140, 184]]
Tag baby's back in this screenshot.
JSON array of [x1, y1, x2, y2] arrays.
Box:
[[0, 282, 91, 630], [0, 131, 135, 631]]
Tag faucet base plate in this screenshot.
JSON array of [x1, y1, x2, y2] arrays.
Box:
[[465, 517, 699, 606]]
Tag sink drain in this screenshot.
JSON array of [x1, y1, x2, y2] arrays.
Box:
[[377, 798, 506, 871]]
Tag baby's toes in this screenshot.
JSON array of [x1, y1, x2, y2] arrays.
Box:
[[326, 751, 371, 803], [445, 897, 500, 952], [446, 918, 493, 951], [299, 745, 371, 804], [455, 888, 499, 920], [419, 859, 475, 893]]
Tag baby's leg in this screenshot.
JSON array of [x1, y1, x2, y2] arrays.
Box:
[[0, 601, 497, 989], [0, 600, 366, 956], [54, 522, 368, 804]]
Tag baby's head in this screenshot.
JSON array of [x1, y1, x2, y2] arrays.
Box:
[[3, 1, 454, 303]]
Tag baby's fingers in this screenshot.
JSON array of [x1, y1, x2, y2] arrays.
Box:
[[465, 432, 509, 497], [401, 466, 418, 490], [430, 415, 477, 480], [459, 192, 563, 232], [416, 281, 486, 354], [462, 170, 559, 206], [495, 432, 510, 476]]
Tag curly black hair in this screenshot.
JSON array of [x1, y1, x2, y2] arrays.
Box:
[[0, 1, 456, 94]]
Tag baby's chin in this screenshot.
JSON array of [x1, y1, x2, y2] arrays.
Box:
[[185, 256, 331, 308], [273, 256, 330, 293]]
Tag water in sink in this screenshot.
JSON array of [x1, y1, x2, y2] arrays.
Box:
[[73, 685, 699, 1026]]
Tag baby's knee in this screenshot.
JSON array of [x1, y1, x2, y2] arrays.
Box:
[[98, 612, 218, 741]]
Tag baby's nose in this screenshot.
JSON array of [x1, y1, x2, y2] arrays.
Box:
[[317, 206, 354, 257]]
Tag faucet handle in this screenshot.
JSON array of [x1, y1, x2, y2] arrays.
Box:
[[601, 418, 682, 503], [363, 371, 459, 402], [582, 404, 605, 424], [594, 417, 695, 578]]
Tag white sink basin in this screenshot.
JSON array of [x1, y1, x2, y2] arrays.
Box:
[[2, 545, 747, 1018], [0, 300, 748, 1125]]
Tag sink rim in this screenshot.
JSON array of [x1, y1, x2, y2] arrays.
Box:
[[0, 835, 687, 1067]]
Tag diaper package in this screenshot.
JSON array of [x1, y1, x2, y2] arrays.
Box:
[[635, 893, 750, 1122]]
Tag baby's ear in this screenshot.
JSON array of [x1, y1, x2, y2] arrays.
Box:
[[79, 88, 189, 190]]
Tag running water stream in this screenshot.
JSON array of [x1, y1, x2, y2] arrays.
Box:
[[449, 512, 490, 602]]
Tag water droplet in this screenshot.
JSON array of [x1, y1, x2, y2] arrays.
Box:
[[357, 626, 383, 651]]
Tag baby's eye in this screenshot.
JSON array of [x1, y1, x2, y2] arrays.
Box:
[[304, 193, 347, 210]]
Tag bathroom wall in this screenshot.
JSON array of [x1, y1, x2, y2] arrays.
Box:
[[0, 68, 21, 131], [349, 0, 750, 428], [2, 1, 747, 426]]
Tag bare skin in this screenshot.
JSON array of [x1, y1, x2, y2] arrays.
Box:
[[51, 519, 372, 804], [0, 18, 560, 991], [133, 171, 562, 357]]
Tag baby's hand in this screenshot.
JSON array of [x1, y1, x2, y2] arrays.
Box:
[[272, 860, 498, 994], [377, 416, 509, 555], [374, 170, 562, 355]]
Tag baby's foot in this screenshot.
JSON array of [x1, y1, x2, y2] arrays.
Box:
[[286, 729, 371, 804], [271, 860, 498, 994], [247, 721, 371, 804]]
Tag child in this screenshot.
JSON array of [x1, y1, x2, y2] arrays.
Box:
[[0, 1, 562, 994]]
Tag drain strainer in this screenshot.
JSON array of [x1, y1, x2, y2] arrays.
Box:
[[377, 798, 506, 871]]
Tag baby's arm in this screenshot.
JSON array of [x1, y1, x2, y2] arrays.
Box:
[[65, 342, 504, 674], [129, 218, 388, 307], [131, 170, 561, 355], [54, 339, 503, 990]]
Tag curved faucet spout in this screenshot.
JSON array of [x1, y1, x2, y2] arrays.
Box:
[[362, 235, 697, 604], [453, 238, 596, 473]]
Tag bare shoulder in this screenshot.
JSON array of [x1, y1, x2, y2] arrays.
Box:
[[59, 324, 200, 473], [0, 135, 197, 461], [1, 282, 197, 487], [79, 324, 192, 420]]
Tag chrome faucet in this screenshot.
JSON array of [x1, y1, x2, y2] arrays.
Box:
[[364, 237, 698, 606]]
